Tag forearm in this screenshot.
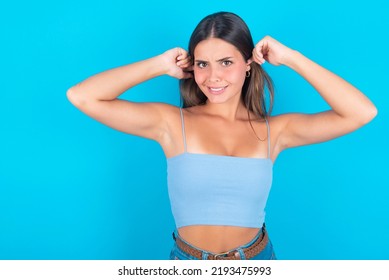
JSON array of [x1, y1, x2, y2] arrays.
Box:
[[284, 51, 377, 123], [68, 55, 167, 101]]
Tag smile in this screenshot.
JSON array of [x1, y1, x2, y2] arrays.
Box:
[[207, 86, 228, 94]]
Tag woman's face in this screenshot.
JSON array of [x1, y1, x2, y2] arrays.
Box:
[[193, 38, 250, 105]]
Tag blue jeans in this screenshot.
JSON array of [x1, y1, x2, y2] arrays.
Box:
[[169, 225, 277, 260]]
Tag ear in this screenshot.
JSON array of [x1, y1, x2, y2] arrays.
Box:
[[246, 58, 253, 71]]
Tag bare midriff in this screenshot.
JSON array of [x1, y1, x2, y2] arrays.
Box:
[[177, 225, 261, 254]]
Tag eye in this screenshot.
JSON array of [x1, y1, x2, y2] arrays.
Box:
[[196, 61, 207, 68], [221, 60, 233, 66]]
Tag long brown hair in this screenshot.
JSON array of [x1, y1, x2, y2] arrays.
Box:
[[180, 12, 274, 120]]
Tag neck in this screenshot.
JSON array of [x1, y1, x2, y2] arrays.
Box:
[[204, 99, 248, 121]]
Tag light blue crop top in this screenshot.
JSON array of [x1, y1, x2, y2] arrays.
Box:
[[167, 108, 273, 229]]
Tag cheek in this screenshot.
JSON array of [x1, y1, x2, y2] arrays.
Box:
[[225, 68, 246, 84], [194, 69, 207, 86]]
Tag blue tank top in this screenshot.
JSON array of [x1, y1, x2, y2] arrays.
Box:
[[167, 108, 273, 229]]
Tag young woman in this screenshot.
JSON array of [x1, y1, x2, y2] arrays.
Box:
[[67, 12, 377, 260]]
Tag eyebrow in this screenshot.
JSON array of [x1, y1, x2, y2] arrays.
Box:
[[195, 56, 234, 63]]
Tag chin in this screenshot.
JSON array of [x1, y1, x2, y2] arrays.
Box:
[[206, 98, 227, 104], [205, 92, 241, 105]]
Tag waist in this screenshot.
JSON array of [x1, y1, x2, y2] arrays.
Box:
[[177, 225, 262, 253], [173, 224, 268, 260]]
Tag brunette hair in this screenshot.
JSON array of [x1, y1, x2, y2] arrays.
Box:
[[180, 12, 274, 119]]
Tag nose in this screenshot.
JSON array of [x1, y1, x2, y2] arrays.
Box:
[[208, 67, 221, 83]]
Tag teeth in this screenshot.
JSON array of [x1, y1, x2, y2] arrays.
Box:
[[210, 87, 224, 91]]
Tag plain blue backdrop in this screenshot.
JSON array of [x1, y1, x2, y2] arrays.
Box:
[[1, 0, 388, 260]]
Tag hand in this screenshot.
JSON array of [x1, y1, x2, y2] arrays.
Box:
[[160, 47, 193, 79], [252, 36, 294, 66]]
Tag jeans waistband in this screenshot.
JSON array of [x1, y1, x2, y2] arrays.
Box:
[[172, 224, 266, 259]]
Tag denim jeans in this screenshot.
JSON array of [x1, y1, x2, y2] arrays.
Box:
[[169, 226, 277, 260]]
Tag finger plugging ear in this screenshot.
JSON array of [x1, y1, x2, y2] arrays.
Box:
[[175, 48, 191, 67], [252, 39, 268, 65], [176, 55, 191, 68], [252, 47, 266, 65]]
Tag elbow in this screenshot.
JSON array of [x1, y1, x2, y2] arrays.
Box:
[[66, 86, 86, 109], [364, 104, 378, 123], [358, 104, 378, 126], [370, 105, 378, 121], [66, 87, 75, 103]]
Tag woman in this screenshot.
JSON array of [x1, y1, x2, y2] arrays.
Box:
[[67, 12, 377, 260]]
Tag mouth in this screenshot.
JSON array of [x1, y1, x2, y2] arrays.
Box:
[[207, 86, 228, 95]]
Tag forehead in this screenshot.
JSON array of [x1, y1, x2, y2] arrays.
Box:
[[194, 38, 243, 60]]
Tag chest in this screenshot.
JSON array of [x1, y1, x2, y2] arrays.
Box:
[[184, 116, 268, 158]]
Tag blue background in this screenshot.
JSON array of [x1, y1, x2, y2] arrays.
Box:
[[1, 0, 388, 260]]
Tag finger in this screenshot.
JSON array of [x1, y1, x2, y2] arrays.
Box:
[[179, 55, 191, 63], [253, 46, 264, 59], [252, 51, 265, 65], [254, 58, 265, 65], [176, 47, 188, 60], [255, 37, 271, 58], [179, 62, 192, 70], [177, 57, 191, 67], [177, 52, 192, 65], [252, 50, 262, 63], [180, 57, 192, 66], [251, 52, 259, 64], [255, 45, 268, 64], [255, 40, 264, 53], [258, 54, 266, 64]]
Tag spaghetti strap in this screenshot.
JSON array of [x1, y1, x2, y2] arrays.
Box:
[[179, 108, 187, 153], [265, 118, 271, 158]]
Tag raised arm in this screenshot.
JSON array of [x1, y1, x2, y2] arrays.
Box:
[[66, 48, 191, 141], [252, 36, 377, 150]]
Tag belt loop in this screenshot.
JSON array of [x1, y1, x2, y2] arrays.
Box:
[[202, 252, 209, 260], [237, 248, 245, 260]]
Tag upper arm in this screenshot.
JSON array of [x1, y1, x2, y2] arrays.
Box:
[[275, 110, 369, 150], [67, 88, 176, 142]]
